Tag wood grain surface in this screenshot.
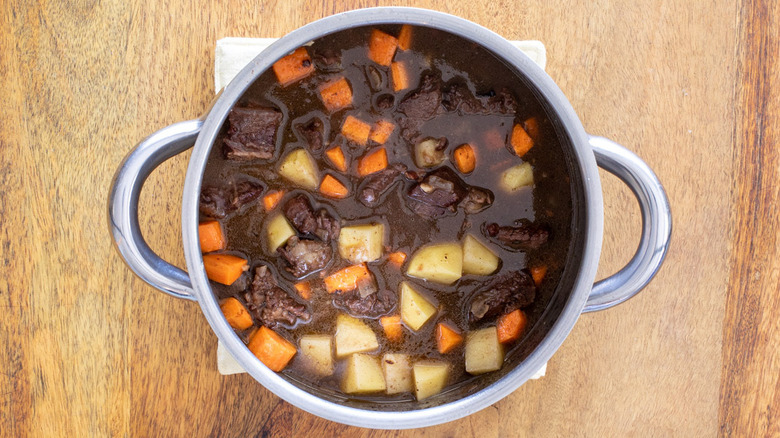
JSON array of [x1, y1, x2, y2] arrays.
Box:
[[0, 0, 776, 436]]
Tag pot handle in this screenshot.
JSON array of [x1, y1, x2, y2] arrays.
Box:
[[583, 136, 672, 312], [108, 120, 204, 301]]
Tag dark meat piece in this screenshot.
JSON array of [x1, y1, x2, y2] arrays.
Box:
[[483, 89, 518, 114], [461, 187, 494, 214], [469, 270, 536, 322], [282, 195, 340, 242], [375, 94, 395, 111], [358, 163, 407, 207], [397, 73, 443, 141], [312, 47, 341, 71], [333, 288, 397, 318], [406, 167, 469, 218], [485, 221, 550, 250], [295, 117, 324, 152], [244, 265, 310, 328], [441, 82, 484, 114], [199, 180, 264, 219], [223, 107, 282, 160], [278, 236, 331, 277]]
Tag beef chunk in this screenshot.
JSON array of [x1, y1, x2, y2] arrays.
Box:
[[375, 94, 395, 111], [296, 117, 324, 152], [483, 89, 518, 114], [441, 83, 484, 114], [282, 195, 340, 242], [397, 73, 443, 140], [278, 236, 331, 277], [406, 167, 469, 218], [223, 107, 282, 160], [312, 47, 341, 71], [313, 209, 340, 242], [334, 288, 397, 318], [199, 180, 263, 219], [469, 270, 536, 322], [244, 265, 310, 328], [358, 163, 407, 207], [461, 187, 494, 214], [485, 221, 550, 250]]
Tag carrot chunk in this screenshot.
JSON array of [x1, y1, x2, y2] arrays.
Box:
[[380, 315, 403, 343], [325, 145, 348, 172], [341, 115, 372, 145], [391, 61, 410, 92], [523, 117, 540, 140], [397, 25, 413, 51], [530, 265, 547, 287], [294, 281, 312, 300], [323, 263, 372, 294], [199, 220, 226, 253], [320, 174, 349, 199], [220, 297, 253, 330], [248, 326, 297, 372], [357, 147, 388, 176], [436, 323, 463, 354], [368, 29, 398, 66], [497, 309, 528, 344], [263, 190, 285, 211], [319, 77, 353, 112], [453, 144, 476, 174], [202, 253, 248, 285], [510, 123, 534, 157], [386, 251, 407, 268], [272, 47, 314, 86], [369, 120, 395, 144]]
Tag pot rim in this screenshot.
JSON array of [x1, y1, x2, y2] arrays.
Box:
[[182, 7, 603, 429]]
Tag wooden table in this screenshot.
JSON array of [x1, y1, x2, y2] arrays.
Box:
[[1, 1, 777, 436]]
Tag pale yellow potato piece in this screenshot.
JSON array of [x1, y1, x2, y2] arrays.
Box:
[[413, 360, 449, 400], [382, 353, 413, 394], [400, 282, 437, 331], [465, 326, 504, 375], [406, 243, 463, 284], [335, 314, 379, 358], [342, 353, 387, 394], [500, 162, 534, 192], [462, 234, 500, 275], [266, 214, 296, 253], [338, 223, 385, 263], [279, 148, 319, 190], [299, 335, 334, 376]]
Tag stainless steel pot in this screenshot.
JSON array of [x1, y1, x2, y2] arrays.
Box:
[[108, 7, 671, 429]]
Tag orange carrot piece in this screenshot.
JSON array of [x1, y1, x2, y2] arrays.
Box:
[[341, 115, 372, 145], [380, 315, 403, 343], [386, 251, 407, 268], [530, 265, 547, 287], [248, 326, 297, 372], [272, 47, 314, 86], [357, 147, 388, 176], [319, 77, 353, 112], [453, 144, 476, 174], [323, 263, 372, 294], [220, 297, 253, 330], [368, 29, 398, 66], [397, 25, 413, 51], [202, 254, 248, 285], [320, 174, 349, 199], [369, 120, 395, 144], [325, 145, 348, 172], [436, 323, 463, 354], [199, 220, 226, 253], [391, 61, 410, 92], [294, 281, 312, 300], [497, 309, 528, 344], [510, 123, 534, 157], [523, 117, 540, 140], [263, 190, 285, 211]]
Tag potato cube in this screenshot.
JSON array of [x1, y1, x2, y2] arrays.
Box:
[[335, 314, 379, 358], [279, 148, 319, 190], [406, 243, 463, 284], [266, 214, 296, 253], [500, 162, 534, 192], [338, 223, 385, 263], [299, 335, 334, 376], [462, 234, 500, 275], [342, 353, 386, 394], [413, 360, 449, 400], [465, 327, 504, 375], [400, 282, 437, 331], [382, 353, 413, 394]]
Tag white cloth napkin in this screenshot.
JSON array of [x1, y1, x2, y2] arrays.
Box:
[[214, 37, 548, 380]]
